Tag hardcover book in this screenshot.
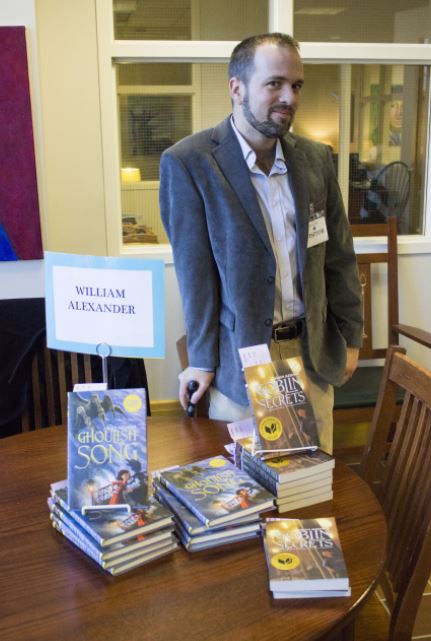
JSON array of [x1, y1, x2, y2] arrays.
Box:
[[243, 356, 320, 455], [153, 479, 259, 535], [176, 520, 260, 552], [262, 518, 350, 595], [239, 442, 335, 484], [108, 542, 179, 576], [50, 480, 173, 547], [241, 464, 333, 500], [157, 456, 274, 528], [67, 388, 148, 510], [50, 513, 176, 570], [275, 489, 334, 512]]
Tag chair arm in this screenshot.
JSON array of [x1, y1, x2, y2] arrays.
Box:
[[392, 324, 431, 349]]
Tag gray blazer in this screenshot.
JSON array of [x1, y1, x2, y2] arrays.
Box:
[[160, 117, 363, 406]]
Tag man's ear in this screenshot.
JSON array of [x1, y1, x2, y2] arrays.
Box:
[[229, 77, 244, 105]]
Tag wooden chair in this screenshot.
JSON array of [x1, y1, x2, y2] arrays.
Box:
[[333, 217, 400, 426], [175, 335, 209, 417], [22, 338, 151, 431], [351, 344, 431, 641], [22, 341, 94, 430]]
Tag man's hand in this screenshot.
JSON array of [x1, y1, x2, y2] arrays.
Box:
[[178, 367, 215, 411], [342, 347, 359, 384]]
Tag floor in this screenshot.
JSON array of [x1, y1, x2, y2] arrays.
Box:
[[355, 578, 431, 640]]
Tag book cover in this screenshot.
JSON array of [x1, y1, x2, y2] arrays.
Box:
[[51, 480, 173, 547], [177, 521, 261, 552], [158, 456, 274, 528], [243, 356, 320, 455], [49, 500, 174, 562], [108, 541, 179, 575], [67, 388, 148, 510], [50, 514, 176, 570], [262, 518, 350, 592], [153, 480, 259, 535], [272, 589, 351, 599]]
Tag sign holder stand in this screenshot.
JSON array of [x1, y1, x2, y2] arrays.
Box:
[[96, 342, 112, 386]]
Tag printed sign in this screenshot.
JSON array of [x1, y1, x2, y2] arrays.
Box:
[[45, 252, 164, 358]]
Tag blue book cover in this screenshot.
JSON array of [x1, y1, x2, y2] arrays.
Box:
[[51, 480, 173, 547], [50, 511, 175, 569], [158, 456, 274, 528], [67, 389, 148, 510], [153, 479, 259, 535]]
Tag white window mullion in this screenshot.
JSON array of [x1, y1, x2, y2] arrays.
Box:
[[338, 65, 352, 212], [301, 42, 431, 65], [269, 0, 294, 34]]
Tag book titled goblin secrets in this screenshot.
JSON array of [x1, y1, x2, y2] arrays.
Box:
[[243, 355, 320, 455]]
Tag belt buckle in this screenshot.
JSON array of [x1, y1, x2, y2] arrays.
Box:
[[273, 320, 302, 342]]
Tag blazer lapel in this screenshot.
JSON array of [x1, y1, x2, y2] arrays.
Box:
[[211, 119, 273, 254], [281, 136, 310, 282]]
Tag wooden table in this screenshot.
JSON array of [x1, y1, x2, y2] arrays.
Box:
[[0, 416, 387, 641]]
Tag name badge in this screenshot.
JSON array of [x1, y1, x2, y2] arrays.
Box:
[[307, 206, 328, 248]]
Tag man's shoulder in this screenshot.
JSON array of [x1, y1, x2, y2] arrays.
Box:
[[162, 117, 231, 160], [285, 132, 330, 157]]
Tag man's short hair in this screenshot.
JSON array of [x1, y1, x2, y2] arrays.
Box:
[[228, 32, 300, 84]]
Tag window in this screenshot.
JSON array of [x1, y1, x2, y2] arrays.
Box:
[[295, 64, 429, 234], [294, 0, 431, 44], [113, 0, 268, 41], [117, 62, 230, 244], [96, 0, 431, 252]]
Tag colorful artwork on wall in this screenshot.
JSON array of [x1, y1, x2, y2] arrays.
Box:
[[0, 26, 42, 261]]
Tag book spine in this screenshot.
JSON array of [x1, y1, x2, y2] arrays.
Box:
[[242, 460, 277, 495], [51, 515, 103, 566], [241, 450, 281, 483], [49, 500, 103, 548], [50, 488, 105, 545]]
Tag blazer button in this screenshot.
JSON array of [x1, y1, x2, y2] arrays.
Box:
[[267, 276, 275, 284], [264, 318, 272, 327]]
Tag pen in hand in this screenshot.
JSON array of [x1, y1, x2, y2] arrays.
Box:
[[186, 380, 199, 417]]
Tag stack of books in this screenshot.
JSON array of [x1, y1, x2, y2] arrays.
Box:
[[49, 480, 178, 575], [262, 518, 351, 599], [48, 387, 179, 575], [154, 455, 274, 552], [236, 437, 334, 513]]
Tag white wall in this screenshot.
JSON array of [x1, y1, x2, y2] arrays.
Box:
[[2, 0, 431, 403]]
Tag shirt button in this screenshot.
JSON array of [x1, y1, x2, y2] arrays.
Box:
[[267, 276, 275, 284], [264, 318, 272, 327]]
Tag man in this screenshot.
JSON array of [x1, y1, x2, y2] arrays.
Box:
[[160, 33, 362, 453]]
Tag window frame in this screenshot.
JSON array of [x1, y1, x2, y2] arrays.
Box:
[[96, 0, 431, 260]]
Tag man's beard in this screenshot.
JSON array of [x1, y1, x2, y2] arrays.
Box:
[[243, 94, 293, 138]]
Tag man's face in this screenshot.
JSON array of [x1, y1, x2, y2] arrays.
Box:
[[235, 44, 304, 139]]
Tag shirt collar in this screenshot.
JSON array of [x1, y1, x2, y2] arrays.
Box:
[[230, 116, 287, 174]]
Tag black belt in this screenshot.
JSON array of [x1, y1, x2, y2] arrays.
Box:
[[272, 318, 304, 342]]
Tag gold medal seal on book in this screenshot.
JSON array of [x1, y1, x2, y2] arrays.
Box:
[[258, 416, 283, 441], [270, 552, 301, 571]]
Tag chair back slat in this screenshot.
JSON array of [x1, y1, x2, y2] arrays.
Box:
[[22, 346, 96, 430], [360, 346, 431, 640], [44, 347, 56, 426], [57, 350, 68, 425], [32, 350, 43, 429], [354, 217, 399, 361]]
